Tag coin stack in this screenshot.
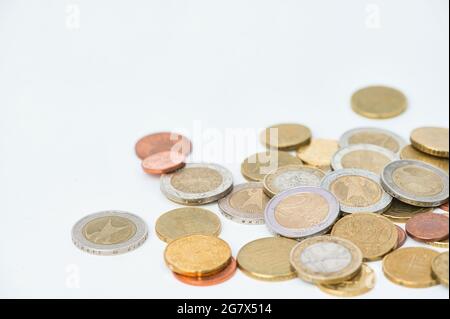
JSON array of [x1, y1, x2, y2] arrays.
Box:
[[71, 86, 449, 296]]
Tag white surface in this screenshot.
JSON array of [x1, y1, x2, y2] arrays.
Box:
[[0, 0, 449, 299]]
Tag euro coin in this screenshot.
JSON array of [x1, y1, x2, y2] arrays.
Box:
[[339, 127, 406, 154], [383, 247, 439, 288], [351, 86, 407, 119], [321, 169, 393, 214], [263, 165, 325, 198], [161, 163, 233, 205], [218, 183, 269, 225], [72, 211, 148, 256], [332, 213, 398, 261], [155, 207, 221, 243], [410, 127, 449, 158], [237, 237, 298, 281], [381, 160, 449, 207], [290, 236, 363, 284], [265, 186, 340, 239], [331, 144, 397, 175]]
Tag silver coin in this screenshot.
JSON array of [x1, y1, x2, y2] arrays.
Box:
[[339, 127, 406, 154], [331, 144, 398, 175], [72, 211, 148, 256], [381, 160, 449, 207], [321, 168, 393, 214], [160, 163, 233, 205], [290, 236, 363, 284], [218, 183, 269, 225], [263, 165, 325, 198], [265, 186, 340, 239]]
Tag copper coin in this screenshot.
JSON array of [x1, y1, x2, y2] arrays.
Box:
[[135, 132, 192, 160], [142, 151, 186, 175], [395, 225, 407, 250], [406, 212, 449, 242], [441, 202, 449, 212], [173, 257, 237, 287]]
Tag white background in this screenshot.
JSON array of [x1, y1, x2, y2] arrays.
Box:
[[0, 0, 449, 299]]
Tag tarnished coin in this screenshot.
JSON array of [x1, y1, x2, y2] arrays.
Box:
[[432, 252, 449, 287], [394, 225, 407, 250], [135, 132, 192, 160], [381, 160, 449, 207], [331, 144, 397, 175], [263, 165, 325, 198], [218, 183, 269, 225], [382, 199, 432, 223], [383, 247, 439, 288], [297, 139, 339, 169], [339, 127, 406, 154], [237, 237, 298, 281], [164, 235, 232, 278], [155, 207, 221, 243], [410, 127, 449, 158], [351, 86, 407, 119], [261, 123, 311, 151], [318, 264, 376, 297], [321, 169, 393, 214], [142, 151, 186, 175], [290, 236, 363, 284], [331, 213, 398, 261], [400, 145, 449, 173], [161, 163, 233, 205], [265, 187, 340, 239], [173, 257, 237, 287], [72, 211, 148, 256], [427, 213, 449, 248], [241, 151, 303, 182], [405, 212, 449, 243]]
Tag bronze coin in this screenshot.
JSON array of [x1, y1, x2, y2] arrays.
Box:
[[406, 212, 449, 242], [173, 257, 237, 286], [135, 132, 192, 160], [395, 225, 407, 250], [141, 151, 186, 175], [441, 202, 449, 212]]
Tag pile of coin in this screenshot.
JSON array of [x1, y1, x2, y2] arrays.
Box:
[[71, 86, 449, 296], [135, 132, 192, 175]]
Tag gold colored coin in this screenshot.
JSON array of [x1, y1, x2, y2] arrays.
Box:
[[428, 239, 449, 249], [290, 236, 363, 285], [383, 247, 439, 288], [392, 165, 444, 197], [411, 127, 449, 158], [351, 86, 407, 119], [330, 175, 382, 207], [237, 237, 298, 281], [382, 199, 432, 223], [297, 139, 339, 168], [155, 208, 221, 243], [318, 264, 376, 297], [171, 167, 223, 194], [432, 251, 449, 287], [427, 213, 449, 248], [261, 123, 311, 151], [164, 235, 231, 278], [401, 145, 449, 173], [275, 193, 329, 229], [345, 129, 404, 153], [332, 213, 398, 261], [83, 216, 137, 245], [241, 151, 303, 182]]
